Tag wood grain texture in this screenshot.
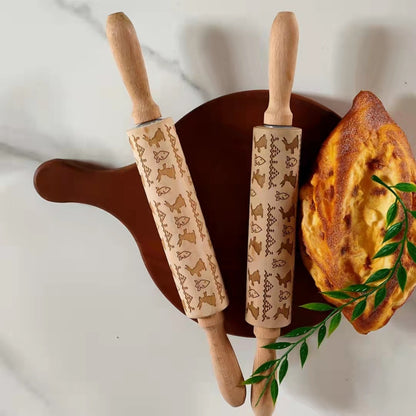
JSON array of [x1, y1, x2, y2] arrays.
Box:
[[106, 12, 161, 124]]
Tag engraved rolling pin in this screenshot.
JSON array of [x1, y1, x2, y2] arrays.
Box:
[[106, 12, 246, 407], [246, 12, 301, 415]]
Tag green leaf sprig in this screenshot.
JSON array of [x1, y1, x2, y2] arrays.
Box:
[[244, 176, 416, 406]]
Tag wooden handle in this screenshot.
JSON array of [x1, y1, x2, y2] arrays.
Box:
[[264, 12, 299, 126], [198, 312, 246, 407], [251, 327, 281, 415], [106, 12, 161, 124]]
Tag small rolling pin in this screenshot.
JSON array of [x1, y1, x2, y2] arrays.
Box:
[[106, 12, 246, 407], [246, 12, 301, 415]]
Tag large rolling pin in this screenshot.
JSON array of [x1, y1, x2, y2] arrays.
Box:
[[106, 12, 246, 407], [246, 12, 301, 415]]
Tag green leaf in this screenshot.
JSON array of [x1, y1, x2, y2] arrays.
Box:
[[270, 379, 278, 404], [365, 268, 391, 283], [283, 326, 313, 338], [386, 201, 398, 227], [397, 264, 407, 292], [328, 312, 342, 336], [407, 241, 416, 263], [383, 222, 403, 242], [351, 299, 367, 321], [318, 325, 326, 347], [252, 360, 278, 375], [279, 358, 288, 383], [371, 175, 387, 187], [374, 286, 387, 309], [410, 210, 416, 219], [300, 302, 335, 311], [343, 284, 370, 293], [373, 242, 399, 259], [263, 342, 292, 350], [242, 375, 267, 385], [300, 342, 308, 368], [322, 291, 352, 300], [394, 182, 416, 192]]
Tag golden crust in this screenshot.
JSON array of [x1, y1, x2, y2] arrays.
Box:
[[300, 91, 416, 334]]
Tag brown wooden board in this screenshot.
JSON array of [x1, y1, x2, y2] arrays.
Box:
[[34, 90, 341, 337]]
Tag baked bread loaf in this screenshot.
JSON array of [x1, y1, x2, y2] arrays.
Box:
[[300, 91, 416, 334]]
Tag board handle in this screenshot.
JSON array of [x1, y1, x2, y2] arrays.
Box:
[[106, 12, 161, 125], [264, 12, 299, 126]]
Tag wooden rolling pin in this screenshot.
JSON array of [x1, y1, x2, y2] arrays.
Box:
[[106, 12, 246, 407], [246, 12, 301, 415]]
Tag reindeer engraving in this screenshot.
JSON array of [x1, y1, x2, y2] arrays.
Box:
[[280, 171, 297, 188], [252, 169, 266, 188], [185, 258, 207, 277], [247, 302, 260, 320], [273, 303, 291, 320], [165, 194, 186, 214], [197, 292, 216, 309], [157, 163, 176, 182], [254, 134, 267, 153], [248, 269, 260, 285], [250, 203, 264, 221], [279, 205, 295, 221], [178, 229, 196, 246], [143, 128, 166, 147], [276, 239, 293, 256], [281, 135, 299, 154], [276, 270, 292, 288], [249, 237, 262, 255]]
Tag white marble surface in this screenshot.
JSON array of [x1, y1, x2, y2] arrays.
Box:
[[1, 1, 416, 415]]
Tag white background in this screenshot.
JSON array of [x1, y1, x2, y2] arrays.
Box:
[[1, 1, 415, 415]]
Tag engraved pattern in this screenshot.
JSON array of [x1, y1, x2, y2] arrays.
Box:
[[186, 191, 206, 241], [268, 135, 280, 189], [174, 264, 195, 313], [130, 136, 153, 187], [208, 254, 226, 303], [262, 270, 274, 322], [265, 204, 277, 256], [154, 201, 174, 250], [166, 124, 186, 177]]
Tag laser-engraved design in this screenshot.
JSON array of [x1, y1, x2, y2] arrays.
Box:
[[272, 259, 286, 268], [186, 191, 206, 241], [283, 224, 294, 236], [250, 203, 264, 221], [249, 237, 262, 256], [276, 270, 292, 288], [177, 250, 191, 261], [268, 135, 280, 189], [280, 171, 297, 188], [276, 239, 293, 255], [197, 291, 216, 309], [247, 301, 259, 320], [282, 135, 299, 154], [178, 228, 196, 246], [251, 222, 262, 233], [279, 205, 295, 221], [143, 128, 166, 147], [154, 201, 174, 250], [248, 269, 260, 285], [174, 264, 194, 313], [166, 124, 186, 177], [252, 169, 266, 188], [247, 254, 254, 263], [250, 189, 257, 197], [185, 258, 207, 277], [130, 137, 153, 187], [285, 155, 297, 168], [262, 270, 274, 321], [157, 163, 176, 182], [275, 190, 289, 201], [174, 216, 190, 228], [265, 204, 277, 256], [208, 254, 226, 304], [255, 155, 266, 166], [279, 290, 291, 302], [195, 279, 210, 291], [156, 186, 171, 196], [153, 150, 169, 163], [273, 303, 290, 320], [165, 194, 186, 214], [254, 134, 267, 153], [248, 288, 260, 298]]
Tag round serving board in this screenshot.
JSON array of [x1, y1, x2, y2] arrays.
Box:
[[34, 90, 341, 337]]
